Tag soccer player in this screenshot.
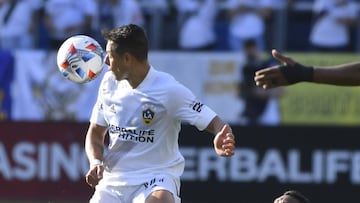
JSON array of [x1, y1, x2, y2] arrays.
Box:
[[254, 49, 360, 89], [84, 24, 235, 203], [273, 190, 310, 203]]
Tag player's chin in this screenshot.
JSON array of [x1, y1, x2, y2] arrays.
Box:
[[110, 71, 121, 81]]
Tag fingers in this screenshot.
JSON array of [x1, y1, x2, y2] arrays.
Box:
[[86, 165, 104, 188], [274, 197, 281, 203], [255, 52, 285, 89], [86, 173, 100, 188], [273, 196, 284, 203], [254, 67, 282, 89], [214, 124, 235, 157], [272, 49, 295, 66], [220, 124, 232, 135], [96, 165, 104, 179], [222, 133, 235, 157], [254, 75, 275, 89]]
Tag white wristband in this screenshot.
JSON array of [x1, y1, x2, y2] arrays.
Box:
[[90, 159, 103, 167]]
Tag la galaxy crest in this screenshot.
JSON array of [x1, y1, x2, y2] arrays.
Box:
[[142, 108, 155, 124]]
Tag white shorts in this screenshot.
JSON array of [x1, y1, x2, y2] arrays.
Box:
[[89, 174, 181, 203]]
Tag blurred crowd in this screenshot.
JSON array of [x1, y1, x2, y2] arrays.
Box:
[[0, 0, 359, 52]]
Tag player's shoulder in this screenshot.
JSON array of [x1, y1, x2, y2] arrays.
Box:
[[153, 68, 175, 81], [99, 71, 117, 89], [152, 68, 184, 89], [102, 71, 115, 82], [151, 67, 194, 98]]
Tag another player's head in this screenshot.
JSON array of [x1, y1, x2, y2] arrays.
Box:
[[102, 24, 148, 80], [274, 190, 310, 203]]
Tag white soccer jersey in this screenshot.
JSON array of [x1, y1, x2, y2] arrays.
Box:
[[90, 66, 217, 185]]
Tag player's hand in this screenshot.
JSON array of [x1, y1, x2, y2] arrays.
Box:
[[254, 49, 296, 89], [213, 125, 235, 157], [85, 164, 104, 188], [273, 196, 282, 203]]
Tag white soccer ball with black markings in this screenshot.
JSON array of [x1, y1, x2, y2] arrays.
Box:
[[57, 35, 104, 83]]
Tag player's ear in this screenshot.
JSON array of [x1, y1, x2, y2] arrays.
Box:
[[123, 52, 132, 65], [104, 54, 110, 66]]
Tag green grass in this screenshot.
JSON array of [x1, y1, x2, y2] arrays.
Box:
[[279, 52, 360, 125]]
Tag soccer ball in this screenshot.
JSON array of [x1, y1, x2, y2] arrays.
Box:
[[57, 35, 104, 83]]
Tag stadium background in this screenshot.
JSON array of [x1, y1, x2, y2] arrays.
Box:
[[2, 0, 360, 203]]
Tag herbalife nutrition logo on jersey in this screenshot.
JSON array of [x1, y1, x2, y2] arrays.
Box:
[[109, 125, 155, 143], [142, 108, 155, 124]]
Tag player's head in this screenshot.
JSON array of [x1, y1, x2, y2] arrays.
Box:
[[274, 190, 310, 203], [243, 39, 258, 60], [102, 24, 148, 80], [103, 24, 148, 62]]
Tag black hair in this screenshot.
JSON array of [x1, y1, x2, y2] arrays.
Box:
[[284, 190, 311, 203], [244, 38, 257, 49], [102, 24, 148, 61]]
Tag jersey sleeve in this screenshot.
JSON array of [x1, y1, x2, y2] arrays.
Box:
[[89, 74, 108, 127], [169, 83, 217, 131]]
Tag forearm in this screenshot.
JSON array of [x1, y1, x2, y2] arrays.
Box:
[[85, 123, 107, 166], [205, 116, 235, 157], [85, 138, 104, 165], [313, 62, 360, 86]]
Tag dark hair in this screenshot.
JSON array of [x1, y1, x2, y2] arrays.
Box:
[[284, 190, 310, 203], [244, 38, 257, 49], [102, 24, 148, 61]]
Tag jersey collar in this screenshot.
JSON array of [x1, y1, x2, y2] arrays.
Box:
[[135, 65, 155, 90]]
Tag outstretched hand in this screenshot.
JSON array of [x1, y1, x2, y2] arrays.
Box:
[[254, 49, 296, 89], [213, 125, 235, 157], [272, 49, 296, 66]]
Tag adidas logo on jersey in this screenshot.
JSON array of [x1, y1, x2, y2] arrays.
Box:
[[109, 104, 116, 113]]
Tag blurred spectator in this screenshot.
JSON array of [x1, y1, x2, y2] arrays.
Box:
[[140, 0, 168, 15], [225, 0, 266, 52], [44, 0, 97, 50], [91, 0, 113, 46], [97, 0, 114, 32], [0, 0, 40, 50], [140, 0, 169, 49], [0, 50, 13, 121], [238, 39, 283, 125], [258, 0, 289, 20], [309, 0, 358, 52], [174, 0, 218, 51], [110, 0, 145, 28], [25, 0, 44, 49], [259, 0, 290, 51]]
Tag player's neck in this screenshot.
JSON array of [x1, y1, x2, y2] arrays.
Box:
[[127, 61, 150, 89]]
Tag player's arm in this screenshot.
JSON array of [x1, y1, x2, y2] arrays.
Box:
[[205, 116, 235, 157], [170, 83, 235, 157], [85, 122, 108, 187], [85, 122, 107, 164], [254, 49, 360, 89], [312, 62, 360, 85]]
